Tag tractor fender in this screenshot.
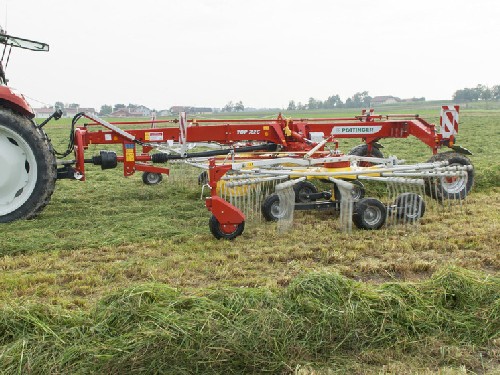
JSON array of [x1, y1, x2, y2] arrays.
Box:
[[0, 86, 35, 118]]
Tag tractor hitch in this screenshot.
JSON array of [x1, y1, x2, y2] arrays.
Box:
[[56, 165, 82, 180]]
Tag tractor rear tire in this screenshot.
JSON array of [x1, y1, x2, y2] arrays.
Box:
[[0, 108, 57, 222], [424, 152, 474, 200]]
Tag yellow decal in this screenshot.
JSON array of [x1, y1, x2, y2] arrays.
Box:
[[283, 119, 292, 136], [284, 125, 292, 136], [126, 149, 135, 162], [263, 125, 269, 130]]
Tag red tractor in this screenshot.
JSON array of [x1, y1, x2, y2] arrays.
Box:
[[0, 32, 57, 223]]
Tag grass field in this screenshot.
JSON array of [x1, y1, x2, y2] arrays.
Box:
[[0, 104, 499, 373]]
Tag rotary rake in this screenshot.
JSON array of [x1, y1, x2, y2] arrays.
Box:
[[201, 155, 472, 239], [0, 31, 475, 239]]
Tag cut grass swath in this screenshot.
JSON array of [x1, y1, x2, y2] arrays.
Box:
[[0, 267, 498, 373]]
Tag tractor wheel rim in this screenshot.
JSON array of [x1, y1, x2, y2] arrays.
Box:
[[0, 125, 38, 216], [364, 206, 382, 226]]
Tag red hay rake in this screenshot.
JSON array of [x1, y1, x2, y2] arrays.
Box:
[[0, 31, 474, 239]]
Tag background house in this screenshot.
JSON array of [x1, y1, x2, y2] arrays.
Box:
[[110, 105, 152, 117], [33, 106, 96, 118], [33, 107, 55, 118], [370, 96, 400, 105]]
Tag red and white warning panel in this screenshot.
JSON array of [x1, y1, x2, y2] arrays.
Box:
[[440, 105, 460, 139]]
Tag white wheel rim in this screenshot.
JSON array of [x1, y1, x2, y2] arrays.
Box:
[[351, 186, 363, 200], [364, 206, 382, 226], [440, 163, 467, 194], [0, 124, 38, 216], [271, 200, 286, 219], [402, 200, 420, 219], [146, 173, 160, 184]]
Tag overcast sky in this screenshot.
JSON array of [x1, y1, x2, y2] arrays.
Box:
[[1, 0, 498, 110]]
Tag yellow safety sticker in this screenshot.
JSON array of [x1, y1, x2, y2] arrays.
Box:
[[126, 148, 135, 162]]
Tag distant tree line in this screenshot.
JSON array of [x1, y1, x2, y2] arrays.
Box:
[[54, 102, 116, 115], [287, 84, 500, 111], [100, 104, 112, 115], [452, 84, 500, 102], [66, 84, 500, 117], [222, 101, 245, 112], [98, 103, 154, 116], [287, 91, 373, 111]]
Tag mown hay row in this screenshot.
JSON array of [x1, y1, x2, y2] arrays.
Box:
[[0, 267, 498, 374]]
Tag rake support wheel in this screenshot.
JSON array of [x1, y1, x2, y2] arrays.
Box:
[[198, 171, 209, 185], [142, 172, 163, 185], [0, 108, 57, 222], [293, 180, 318, 203], [424, 151, 474, 200], [333, 180, 365, 201], [208, 215, 245, 240], [394, 193, 426, 221], [261, 193, 288, 222], [348, 144, 384, 166], [352, 198, 386, 230]]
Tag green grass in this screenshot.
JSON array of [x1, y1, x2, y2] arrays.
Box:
[[0, 105, 499, 373]]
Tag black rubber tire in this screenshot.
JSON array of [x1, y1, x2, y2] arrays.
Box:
[[352, 197, 387, 230], [208, 215, 245, 240], [424, 152, 474, 200], [198, 171, 209, 185], [293, 180, 318, 203], [0, 108, 57, 223], [394, 193, 426, 221], [142, 172, 163, 185], [333, 180, 365, 201], [261, 193, 289, 222], [348, 144, 384, 166]]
